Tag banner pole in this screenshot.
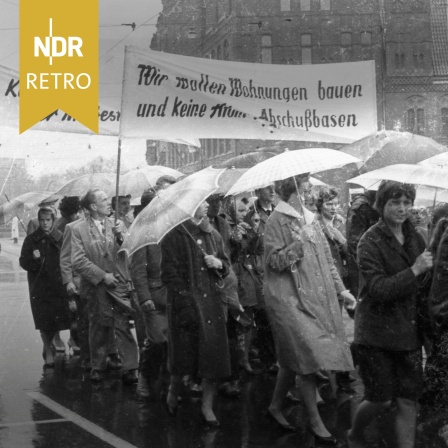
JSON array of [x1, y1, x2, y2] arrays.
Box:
[[114, 138, 122, 224]]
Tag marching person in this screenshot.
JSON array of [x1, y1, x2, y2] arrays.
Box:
[[264, 174, 355, 444], [421, 215, 448, 411], [71, 189, 139, 384], [245, 186, 277, 373], [56, 196, 82, 355], [346, 189, 380, 299], [131, 186, 169, 400], [207, 193, 242, 398], [348, 181, 432, 448], [27, 195, 66, 353], [226, 197, 263, 375], [20, 207, 70, 367], [315, 186, 356, 392], [161, 200, 231, 426]]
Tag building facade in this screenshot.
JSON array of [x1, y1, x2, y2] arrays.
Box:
[[149, 0, 448, 172]]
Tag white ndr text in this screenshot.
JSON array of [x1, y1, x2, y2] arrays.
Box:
[[26, 73, 91, 90]]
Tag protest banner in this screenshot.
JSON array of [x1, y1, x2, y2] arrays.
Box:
[[0, 63, 199, 147], [120, 46, 378, 143]]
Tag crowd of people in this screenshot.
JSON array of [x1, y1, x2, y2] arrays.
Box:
[[17, 171, 448, 447]]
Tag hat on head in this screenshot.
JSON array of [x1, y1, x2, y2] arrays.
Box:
[[141, 186, 162, 208]]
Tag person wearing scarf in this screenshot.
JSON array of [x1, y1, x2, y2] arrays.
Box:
[[20, 207, 70, 367]]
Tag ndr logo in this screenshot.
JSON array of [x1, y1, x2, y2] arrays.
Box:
[[34, 18, 83, 65]]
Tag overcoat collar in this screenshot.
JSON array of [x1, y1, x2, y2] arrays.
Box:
[[253, 199, 274, 223], [275, 200, 315, 225], [30, 226, 62, 245], [375, 218, 416, 263]]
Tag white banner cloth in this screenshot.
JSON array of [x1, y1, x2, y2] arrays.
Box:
[[120, 47, 377, 144], [0, 63, 200, 147]]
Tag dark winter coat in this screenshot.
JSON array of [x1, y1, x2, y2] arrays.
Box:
[[428, 227, 448, 331], [19, 227, 70, 332], [210, 214, 231, 257], [161, 220, 231, 379], [355, 219, 427, 351], [245, 200, 274, 265], [346, 194, 380, 297], [228, 217, 263, 308]]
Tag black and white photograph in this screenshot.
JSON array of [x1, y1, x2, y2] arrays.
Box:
[[1, 0, 448, 447]]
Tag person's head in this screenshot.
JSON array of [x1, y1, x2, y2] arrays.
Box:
[[255, 185, 275, 206], [133, 187, 162, 218], [206, 194, 223, 219], [82, 189, 110, 219], [429, 217, 448, 256], [225, 198, 249, 223], [408, 206, 424, 228], [429, 203, 448, 239], [111, 195, 131, 216], [156, 175, 177, 190], [194, 201, 209, 220], [333, 213, 345, 230], [38, 207, 56, 233], [274, 173, 311, 203], [141, 186, 162, 208], [59, 196, 81, 222], [316, 186, 340, 220], [374, 181, 416, 227], [37, 196, 58, 220], [365, 189, 377, 203], [304, 185, 321, 212]]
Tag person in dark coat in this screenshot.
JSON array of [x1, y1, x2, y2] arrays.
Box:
[[161, 201, 231, 426], [428, 203, 448, 245], [27, 196, 66, 353], [207, 194, 242, 398], [346, 189, 380, 299], [421, 217, 448, 410], [131, 186, 169, 400], [245, 186, 277, 372], [226, 197, 263, 374], [348, 181, 433, 448], [20, 207, 70, 367]]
